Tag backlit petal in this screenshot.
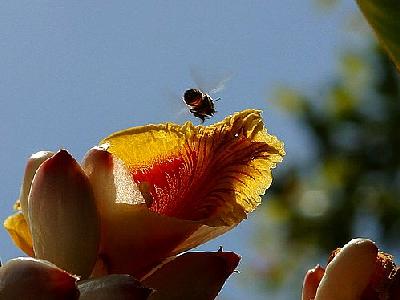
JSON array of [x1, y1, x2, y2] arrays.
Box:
[[101, 109, 284, 227], [3, 212, 34, 257]]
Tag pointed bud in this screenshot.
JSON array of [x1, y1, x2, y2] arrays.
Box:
[[28, 150, 100, 278], [315, 239, 378, 300], [0, 257, 79, 299]]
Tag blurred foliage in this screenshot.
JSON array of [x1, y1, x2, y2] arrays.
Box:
[[254, 43, 400, 291], [357, 0, 400, 71]]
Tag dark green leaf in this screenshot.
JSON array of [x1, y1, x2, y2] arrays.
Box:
[[357, 0, 400, 71]]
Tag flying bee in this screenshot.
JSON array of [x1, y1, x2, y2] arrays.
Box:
[[175, 69, 232, 123], [182, 88, 218, 123]]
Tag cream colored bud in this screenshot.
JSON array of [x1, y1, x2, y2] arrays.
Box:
[[28, 149, 100, 278], [0, 257, 79, 300], [315, 238, 378, 300]]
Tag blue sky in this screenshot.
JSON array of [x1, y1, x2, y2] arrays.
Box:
[[0, 1, 364, 298]]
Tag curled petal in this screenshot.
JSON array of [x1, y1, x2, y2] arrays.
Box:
[[29, 149, 100, 278], [315, 239, 378, 300], [0, 257, 79, 300], [142, 251, 240, 300], [101, 109, 284, 226], [85, 111, 283, 277], [78, 275, 153, 300], [3, 212, 34, 257]]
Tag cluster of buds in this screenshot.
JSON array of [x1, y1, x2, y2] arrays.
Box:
[[1, 110, 285, 299], [0, 253, 240, 299]]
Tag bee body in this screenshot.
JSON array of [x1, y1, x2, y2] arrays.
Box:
[[182, 88, 216, 122]]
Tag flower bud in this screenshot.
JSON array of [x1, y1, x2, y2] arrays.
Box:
[[29, 150, 100, 278], [0, 257, 79, 300], [315, 238, 378, 300]]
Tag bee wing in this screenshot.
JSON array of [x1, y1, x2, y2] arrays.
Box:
[[189, 67, 233, 95], [208, 72, 233, 95]]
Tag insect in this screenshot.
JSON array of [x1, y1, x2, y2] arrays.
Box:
[[182, 88, 218, 123]]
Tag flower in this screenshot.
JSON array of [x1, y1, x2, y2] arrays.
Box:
[[3, 109, 284, 297], [302, 238, 400, 300]]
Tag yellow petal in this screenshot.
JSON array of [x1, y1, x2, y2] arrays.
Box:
[[3, 212, 34, 257], [100, 109, 284, 226]]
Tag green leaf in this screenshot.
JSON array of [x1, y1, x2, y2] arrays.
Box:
[[356, 0, 400, 71]]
